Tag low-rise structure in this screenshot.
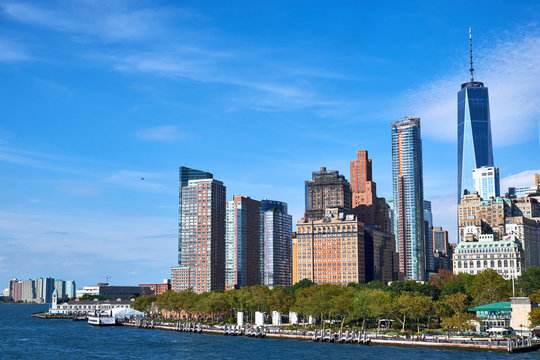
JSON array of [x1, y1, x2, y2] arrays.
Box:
[[75, 283, 151, 299], [138, 280, 171, 295], [452, 234, 523, 279]]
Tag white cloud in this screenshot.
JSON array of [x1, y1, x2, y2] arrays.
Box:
[[500, 169, 540, 191], [0, 38, 30, 61], [0, 208, 177, 284], [1, 2, 172, 42], [135, 125, 189, 142], [403, 31, 540, 146], [103, 169, 174, 193]]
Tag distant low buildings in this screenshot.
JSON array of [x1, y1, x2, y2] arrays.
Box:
[[75, 283, 151, 299], [138, 280, 171, 295]]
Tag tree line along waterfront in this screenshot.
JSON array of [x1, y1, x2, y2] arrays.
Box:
[[131, 268, 540, 333]]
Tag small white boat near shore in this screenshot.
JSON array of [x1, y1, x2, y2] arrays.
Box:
[[88, 314, 116, 326]]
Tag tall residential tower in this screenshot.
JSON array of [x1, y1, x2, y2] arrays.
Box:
[[392, 116, 425, 280], [173, 178, 226, 293], [178, 166, 213, 265]]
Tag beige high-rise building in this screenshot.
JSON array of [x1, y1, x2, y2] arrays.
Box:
[[296, 212, 365, 285], [458, 193, 512, 242], [292, 234, 298, 284]]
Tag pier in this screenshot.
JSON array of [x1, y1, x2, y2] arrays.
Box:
[[119, 320, 540, 353]]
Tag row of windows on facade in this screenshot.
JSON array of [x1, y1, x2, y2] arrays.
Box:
[[455, 259, 518, 268]]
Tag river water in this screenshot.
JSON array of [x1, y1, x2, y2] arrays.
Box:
[[1, 304, 539, 359]]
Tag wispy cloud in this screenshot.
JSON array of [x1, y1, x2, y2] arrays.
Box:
[[103, 169, 174, 193], [402, 31, 540, 146], [0, 38, 30, 61], [500, 169, 540, 191], [135, 125, 190, 142], [1, 2, 176, 42]]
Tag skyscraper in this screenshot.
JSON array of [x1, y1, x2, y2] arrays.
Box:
[[260, 199, 292, 288], [433, 226, 449, 254], [423, 200, 435, 275], [65, 280, 76, 299], [458, 29, 494, 202], [178, 166, 213, 265], [296, 214, 366, 285], [174, 178, 226, 293], [392, 116, 425, 280], [305, 167, 352, 221], [473, 166, 500, 200], [225, 196, 261, 289], [350, 150, 392, 233]]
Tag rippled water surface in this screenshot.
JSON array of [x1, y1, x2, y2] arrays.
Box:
[[1, 304, 540, 359]]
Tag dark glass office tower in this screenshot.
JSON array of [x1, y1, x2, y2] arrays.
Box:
[[178, 166, 213, 265], [457, 31, 494, 203]]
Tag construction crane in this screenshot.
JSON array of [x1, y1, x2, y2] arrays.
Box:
[[101, 275, 112, 285]]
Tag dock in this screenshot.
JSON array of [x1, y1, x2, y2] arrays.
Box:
[[119, 321, 540, 353]]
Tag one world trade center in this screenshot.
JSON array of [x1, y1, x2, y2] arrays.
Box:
[[457, 29, 494, 203]]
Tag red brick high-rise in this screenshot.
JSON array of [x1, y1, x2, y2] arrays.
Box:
[[350, 150, 391, 233]]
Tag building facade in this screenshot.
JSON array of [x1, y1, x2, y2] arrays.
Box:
[[305, 167, 352, 221], [350, 150, 392, 233], [505, 217, 540, 270], [458, 193, 513, 242], [391, 116, 425, 280], [54, 279, 65, 299], [260, 200, 292, 288], [364, 227, 398, 283], [457, 66, 494, 203], [65, 280, 76, 299], [452, 234, 522, 279], [174, 178, 226, 293], [433, 226, 450, 254], [21, 280, 35, 303], [423, 200, 435, 275], [178, 166, 213, 265], [473, 166, 500, 200], [225, 196, 261, 289], [138, 281, 171, 295], [296, 213, 365, 285]]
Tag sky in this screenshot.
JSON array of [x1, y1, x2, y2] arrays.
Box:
[[1, 0, 539, 290]]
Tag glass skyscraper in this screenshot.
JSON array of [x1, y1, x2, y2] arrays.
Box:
[[225, 196, 261, 289], [260, 199, 292, 288], [392, 117, 425, 281], [178, 166, 213, 265], [457, 61, 494, 203]]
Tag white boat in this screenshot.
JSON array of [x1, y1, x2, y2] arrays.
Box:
[[88, 315, 116, 326]]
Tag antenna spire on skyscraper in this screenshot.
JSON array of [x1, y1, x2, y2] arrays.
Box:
[[469, 27, 474, 82]]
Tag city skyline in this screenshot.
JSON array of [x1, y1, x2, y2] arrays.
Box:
[[1, 1, 540, 288]]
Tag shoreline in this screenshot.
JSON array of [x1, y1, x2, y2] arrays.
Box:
[[120, 322, 513, 353]]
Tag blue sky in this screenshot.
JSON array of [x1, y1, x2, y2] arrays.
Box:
[[1, 0, 539, 290]]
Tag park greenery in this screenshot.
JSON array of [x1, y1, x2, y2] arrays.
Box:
[[131, 267, 540, 333]]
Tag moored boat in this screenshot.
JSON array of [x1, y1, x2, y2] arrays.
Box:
[[88, 314, 116, 326]]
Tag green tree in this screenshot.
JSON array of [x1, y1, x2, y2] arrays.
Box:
[[269, 286, 294, 314], [468, 269, 511, 305], [529, 307, 540, 327], [518, 267, 540, 295], [401, 294, 435, 333], [441, 292, 469, 315], [441, 313, 478, 332], [131, 295, 157, 314]]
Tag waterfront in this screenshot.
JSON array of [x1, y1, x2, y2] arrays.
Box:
[[1, 305, 539, 359]]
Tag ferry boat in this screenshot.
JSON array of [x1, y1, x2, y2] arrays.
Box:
[[87, 313, 116, 326]]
